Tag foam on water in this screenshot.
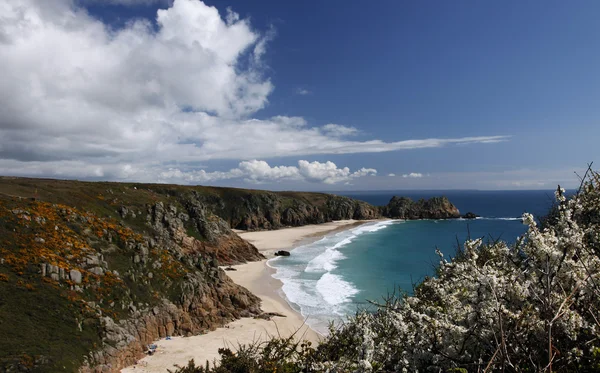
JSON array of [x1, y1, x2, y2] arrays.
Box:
[[268, 220, 396, 334], [316, 272, 359, 306], [304, 221, 396, 273], [305, 246, 345, 273]]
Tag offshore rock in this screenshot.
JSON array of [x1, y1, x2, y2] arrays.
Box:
[[463, 212, 480, 219]]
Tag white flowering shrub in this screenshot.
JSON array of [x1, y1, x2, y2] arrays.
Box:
[[176, 172, 600, 373], [316, 172, 600, 372]]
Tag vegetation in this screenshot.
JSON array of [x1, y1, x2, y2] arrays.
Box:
[[0, 177, 357, 229], [0, 179, 262, 371], [172, 169, 600, 372]]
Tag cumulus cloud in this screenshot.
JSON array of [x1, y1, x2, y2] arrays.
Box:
[[83, 0, 168, 5], [158, 160, 376, 184], [388, 173, 396, 177], [403, 173, 423, 178], [0, 0, 508, 183]]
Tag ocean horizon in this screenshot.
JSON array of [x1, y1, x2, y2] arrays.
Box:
[[268, 189, 559, 334]]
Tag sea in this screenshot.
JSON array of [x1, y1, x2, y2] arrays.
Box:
[[267, 190, 561, 335]]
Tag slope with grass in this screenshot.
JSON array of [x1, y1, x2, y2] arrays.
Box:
[[0, 179, 265, 372]]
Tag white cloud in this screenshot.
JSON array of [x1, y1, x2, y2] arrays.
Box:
[[157, 160, 376, 185], [296, 88, 311, 95], [297, 160, 376, 184], [403, 173, 423, 178], [0, 0, 509, 183], [388, 173, 396, 177], [321, 123, 358, 137], [85, 0, 168, 5]]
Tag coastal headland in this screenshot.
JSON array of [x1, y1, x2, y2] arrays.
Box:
[[0, 177, 461, 372]]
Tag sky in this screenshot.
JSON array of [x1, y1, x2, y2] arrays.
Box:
[[0, 0, 597, 190]]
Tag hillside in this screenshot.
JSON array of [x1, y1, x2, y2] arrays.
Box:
[[0, 177, 461, 372]]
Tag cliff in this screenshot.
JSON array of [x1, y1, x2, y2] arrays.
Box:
[[0, 177, 461, 372], [191, 190, 380, 230], [0, 179, 265, 372]]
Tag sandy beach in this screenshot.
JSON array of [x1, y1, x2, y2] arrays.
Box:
[[121, 220, 364, 372]]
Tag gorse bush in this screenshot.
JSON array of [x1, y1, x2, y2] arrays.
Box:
[[175, 170, 600, 372]]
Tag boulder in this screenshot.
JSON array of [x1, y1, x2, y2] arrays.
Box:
[[274, 250, 291, 257], [70, 269, 82, 284], [89, 267, 104, 276]]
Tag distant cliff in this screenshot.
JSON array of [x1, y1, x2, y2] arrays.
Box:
[[190, 190, 380, 230], [381, 196, 461, 219], [0, 177, 461, 372]]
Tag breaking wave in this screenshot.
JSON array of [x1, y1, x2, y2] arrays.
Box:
[[268, 220, 396, 334]]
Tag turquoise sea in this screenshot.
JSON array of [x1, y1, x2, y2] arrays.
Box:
[[268, 190, 560, 334]]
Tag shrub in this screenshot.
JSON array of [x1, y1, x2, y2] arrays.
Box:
[[175, 169, 600, 372]]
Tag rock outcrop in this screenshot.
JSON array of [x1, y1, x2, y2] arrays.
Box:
[[463, 212, 480, 219], [145, 200, 263, 265], [79, 270, 260, 372], [381, 196, 461, 219]]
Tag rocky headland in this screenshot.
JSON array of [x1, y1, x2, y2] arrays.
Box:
[[0, 177, 461, 372], [381, 195, 461, 219]]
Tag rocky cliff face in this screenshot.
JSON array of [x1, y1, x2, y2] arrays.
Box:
[[381, 196, 461, 219], [145, 199, 263, 264], [194, 190, 460, 229], [79, 269, 259, 373], [0, 193, 262, 372], [192, 191, 380, 230]]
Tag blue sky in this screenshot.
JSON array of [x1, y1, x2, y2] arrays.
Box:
[[0, 0, 596, 190]]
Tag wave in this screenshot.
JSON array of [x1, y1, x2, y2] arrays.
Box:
[[305, 220, 396, 273], [316, 273, 359, 306], [304, 245, 346, 273], [351, 220, 397, 234], [269, 220, 396, 334]]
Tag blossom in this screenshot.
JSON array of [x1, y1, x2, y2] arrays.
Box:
[[318, 170, 600, 371]]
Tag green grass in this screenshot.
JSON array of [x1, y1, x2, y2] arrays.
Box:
[[0, 273, 101, 372]]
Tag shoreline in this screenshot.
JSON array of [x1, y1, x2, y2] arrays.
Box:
[[121, 219, 369, 373]]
